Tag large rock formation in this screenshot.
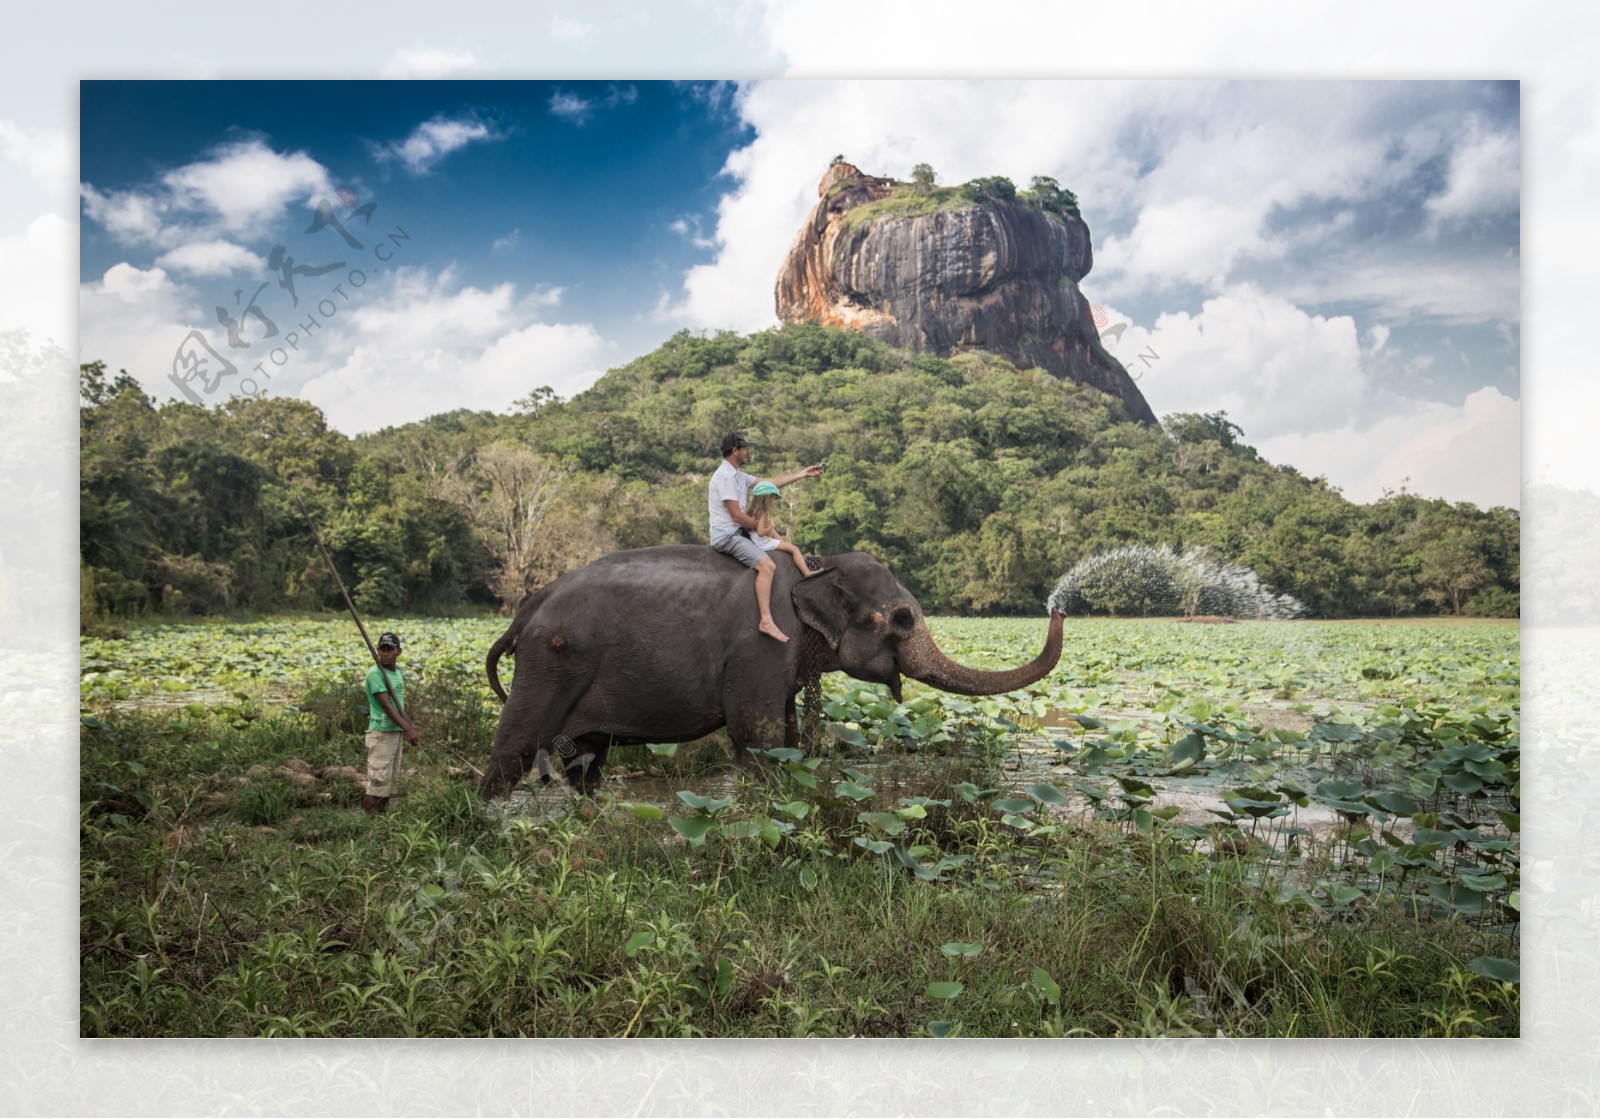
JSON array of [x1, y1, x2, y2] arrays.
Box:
[[775, 162, 1157, 425]]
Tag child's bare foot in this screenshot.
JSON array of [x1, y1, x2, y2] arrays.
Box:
[[758, 619, 790, 642]]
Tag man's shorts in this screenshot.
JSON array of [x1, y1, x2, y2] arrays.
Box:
[[365, 730, 405, 796], [711, 533, 769, 569]]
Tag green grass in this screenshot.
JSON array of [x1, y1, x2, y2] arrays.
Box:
[[80, 616, 1519, 1037], [835, 186, 980, 231]]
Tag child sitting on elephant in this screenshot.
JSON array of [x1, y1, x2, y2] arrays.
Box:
[[744, 481, 814, 580]]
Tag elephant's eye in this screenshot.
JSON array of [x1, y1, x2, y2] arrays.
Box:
[[890, 607, 915, 630]]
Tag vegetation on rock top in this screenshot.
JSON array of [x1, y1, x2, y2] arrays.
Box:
[[835, 170, 1081, 231]]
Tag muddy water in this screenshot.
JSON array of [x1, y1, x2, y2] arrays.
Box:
[[501, 731, 1407, 855], [108, 682, 1438, 856], [1003, 735, 1411, 848], [506, 767, 744, 819]]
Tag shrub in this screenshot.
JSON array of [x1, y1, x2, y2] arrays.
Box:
[[962, 175, 1016, 202], [1462, 585, 1520, 618], [1024, 175, 1080, 218]]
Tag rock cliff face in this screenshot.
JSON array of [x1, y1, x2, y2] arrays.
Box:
[[775, 163, 1157, 425]]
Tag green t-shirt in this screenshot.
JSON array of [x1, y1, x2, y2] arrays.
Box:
[[365, 664, 405, 732]]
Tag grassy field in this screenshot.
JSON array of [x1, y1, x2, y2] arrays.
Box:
[[80, 615, 1519, 1037]]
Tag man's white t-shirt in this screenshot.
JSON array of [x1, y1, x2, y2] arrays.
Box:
[[708, 460, 757, 544]]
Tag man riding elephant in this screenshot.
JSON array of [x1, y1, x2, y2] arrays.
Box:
[[707, 432, 823, 643]]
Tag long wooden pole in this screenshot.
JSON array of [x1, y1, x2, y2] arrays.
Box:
[[294, 493, 484, 777], [294, 494, 399, 709]]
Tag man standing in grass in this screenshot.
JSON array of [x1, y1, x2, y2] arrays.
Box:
[[364, 631, 419, 815]]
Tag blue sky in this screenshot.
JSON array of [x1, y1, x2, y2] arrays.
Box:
[[77, 78, 1520, 507], [79, 80, 754, 412]]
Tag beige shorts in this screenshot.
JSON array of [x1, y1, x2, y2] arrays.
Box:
[[364, 730, 405, 796]]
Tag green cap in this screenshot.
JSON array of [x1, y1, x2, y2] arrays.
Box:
[[750, 481, 780, 497]]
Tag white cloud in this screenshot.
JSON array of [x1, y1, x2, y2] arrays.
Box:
[[82, 138, 334, 249], [662, 79, 1518, 329], [492, 228, 520, 253], [1425, 116, 1520, 232], [1115, 286, 1367, 439], [97, 262, 178, 302], [669, 215, 716, 249], [0, 212, 73, 345], [1277, 252, 1520, 324], [159, 138, 333, 237], [154, 240, 265, 277], [549, 92, 591, 122], [548, 15, 590, 40], [80, 256, 610, 432], [1100, 194, 1278, 293], [79, 184, 167, 245], [1257, 386, 1520, 508], [548, 84, 638, 125], [300, 321, 608, 433], [79, 263, 206, 393], [377, 46, 480, 79], [376, 113, 500, 174], [298, 268, 608, 432], [0, 119, 69, 183], [1095, 285, 1520, 507], [1367, 324, 1390, 353]]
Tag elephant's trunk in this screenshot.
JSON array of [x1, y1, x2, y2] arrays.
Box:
[[900, 612, 1064, 696]]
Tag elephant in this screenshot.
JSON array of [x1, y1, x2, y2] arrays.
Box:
[[479, 545, 1064, 798]]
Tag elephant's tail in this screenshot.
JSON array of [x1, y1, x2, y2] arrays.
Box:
[[487, 587, 550, 702], [486, 624, 516, 703]]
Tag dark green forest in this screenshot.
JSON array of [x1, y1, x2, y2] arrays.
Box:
[[80, 323, 1520, 624]]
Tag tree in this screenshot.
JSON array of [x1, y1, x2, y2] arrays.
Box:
[[223, 395, 353, 487], [73, 322, 1521, 620], [1415, 523, 1492, 615], [963, 175, 1016, 202], [910, 162, 938, 194], [435, 442, 572, 609], [1164, 411, 1244, 450], [512, 385, 561, 419], [1025, 175, 1080, 217], [79, 359, 144, 407]]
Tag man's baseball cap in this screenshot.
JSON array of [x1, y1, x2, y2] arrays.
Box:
[[377, 632, 402, 649], [720, 432, 754, 456]]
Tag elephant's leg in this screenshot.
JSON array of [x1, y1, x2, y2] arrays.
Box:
[[480, 685, 582, 800], [784, 693, 799, 752], [726, 696, 791, 761], [564, 734, 612, 796], [722, 663, 793, 762]]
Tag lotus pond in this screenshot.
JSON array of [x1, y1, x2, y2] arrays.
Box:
[[80, 615, 1519, 1037]]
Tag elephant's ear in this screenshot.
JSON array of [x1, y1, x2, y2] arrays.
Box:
[[792, 567, 851, 649]]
